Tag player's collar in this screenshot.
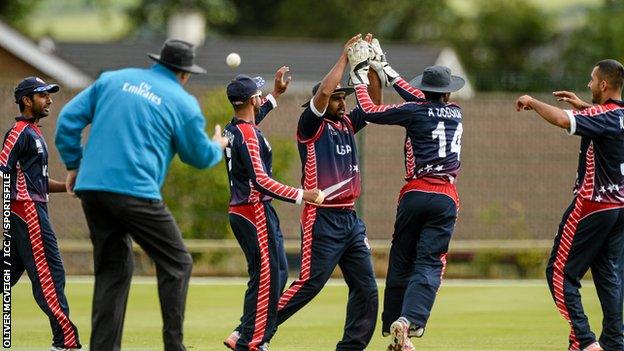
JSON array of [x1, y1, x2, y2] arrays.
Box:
[[15, 115, 36, 122]]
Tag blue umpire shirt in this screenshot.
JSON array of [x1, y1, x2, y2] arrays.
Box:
[[55, 63, 223, 200]]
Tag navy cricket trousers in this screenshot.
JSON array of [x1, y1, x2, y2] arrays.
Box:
[[6, 201, 81, 349], [276, 205, 378, 351], [546, 197, 624, 351], [229, 201, 286, 351], [382, 180, 458, 334]]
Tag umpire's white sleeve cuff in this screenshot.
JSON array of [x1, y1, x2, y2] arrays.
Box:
[[295, 189, 304, 205], [310, 97, 327, 117], [266, 94, 277, 108], [565, 110, 576, 135]]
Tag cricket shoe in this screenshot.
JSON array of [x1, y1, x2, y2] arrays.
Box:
[[582, 342, 604, 351], [387, 317, 415, 351], [569, 342, 604, 351], [383, 325, 424, 338], [224, 330, 240, 350], [51, 347, 80, 351]]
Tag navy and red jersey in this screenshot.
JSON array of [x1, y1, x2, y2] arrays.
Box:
[[224, 96, 303, 206], [354, 78, 463, 184], [565, 100, 624, 204], [297, 101, 367, 208], [0, 117, 50, 203]]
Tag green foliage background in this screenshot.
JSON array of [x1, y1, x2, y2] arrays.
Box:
[[2, 0, 622, 92], [161, 89, 297, 239]]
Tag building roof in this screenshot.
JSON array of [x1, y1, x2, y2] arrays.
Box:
[[55, 37, 474, 98], [0, 20, 93, 88]]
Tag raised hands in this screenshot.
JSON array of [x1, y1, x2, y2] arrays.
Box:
[[347, 34, 372, 86], [343, 34, 363, 58], [272, 66, 292, 98], [367, 36, 399, 86]]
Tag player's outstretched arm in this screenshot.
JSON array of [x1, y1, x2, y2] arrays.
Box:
[[516, 95, 570, 129], [553, 91, 592, 110], [312, 34, 361, 114], [353, 81, 413, 126], [392, 77, 425, 102]]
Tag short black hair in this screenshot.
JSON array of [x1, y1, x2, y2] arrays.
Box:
[[423, 91, 446, 101], [18, 93, 34, 113], [595, 59, 624, 90]]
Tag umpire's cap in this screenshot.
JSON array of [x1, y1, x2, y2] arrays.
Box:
[[302, 82, 354, 107], [148, 39, 207, 74], [409, 66, 465, 93], [14, 77, 59, 104]]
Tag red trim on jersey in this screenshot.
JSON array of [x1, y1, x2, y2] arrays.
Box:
[[303, 143, 318, 190], [0, 121, 29, 167], [394, 77, 425, 99], [399, 178, 459, 207], [574, 101, 624, 117], [237, 124, 301, 202], [577, 142, 595, 201], [278, 205, 317, 310], [12, 201, 79, 348], [355, 85, 411, 113], [404, 138, 416, 180], [248, 202, 272, 350], [16, 164, 32, 201]]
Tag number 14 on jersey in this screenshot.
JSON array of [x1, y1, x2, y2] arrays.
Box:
[[432, 122, 462, 160]]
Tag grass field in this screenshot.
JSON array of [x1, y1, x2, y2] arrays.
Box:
[[8, 278, 606, 351]]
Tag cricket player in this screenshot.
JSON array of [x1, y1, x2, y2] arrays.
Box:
[[273, 34, 380, 350], [516, 59, 624, 351], [223, 69, 322, 351], [1, 77, 81, 350], [226, 34, 381, 351], [347, 38, 465, 351]]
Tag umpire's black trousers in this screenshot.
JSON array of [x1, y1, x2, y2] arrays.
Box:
[[79, 191, 192, 351]]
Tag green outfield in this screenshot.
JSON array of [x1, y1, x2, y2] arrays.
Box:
[[8, 278, 604, 350]]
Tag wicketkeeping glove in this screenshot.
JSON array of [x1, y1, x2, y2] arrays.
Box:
[[347, 39, 371, 86], [369, 38, 399, 86]]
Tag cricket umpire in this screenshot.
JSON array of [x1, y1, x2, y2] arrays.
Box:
[[55, 39, 228, 351]]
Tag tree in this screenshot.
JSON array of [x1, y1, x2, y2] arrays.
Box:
[[0, 0, 41, 29], [449, 0, 555, 91], [561, 0, 624, 89], [126, 0, 237, 37], [266, 0, 455, 42]]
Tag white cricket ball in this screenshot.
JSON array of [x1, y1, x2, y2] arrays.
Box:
[[226, 53, 241, 68]]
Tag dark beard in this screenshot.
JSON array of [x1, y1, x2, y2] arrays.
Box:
[[324, 111, 341, 121]]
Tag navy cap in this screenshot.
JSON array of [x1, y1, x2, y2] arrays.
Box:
[[227, 75, 265, 106], [14, 77, 60, 104]]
